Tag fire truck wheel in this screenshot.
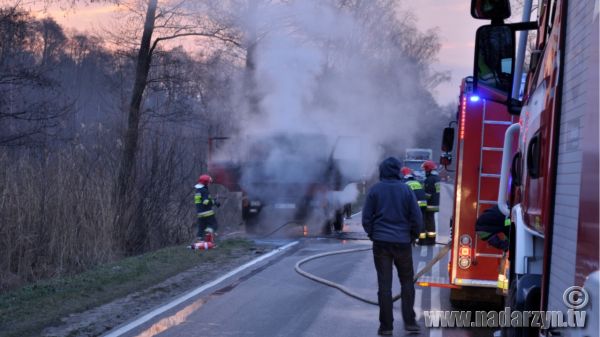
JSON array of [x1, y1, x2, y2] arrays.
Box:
[[504, 276, 541, 337]]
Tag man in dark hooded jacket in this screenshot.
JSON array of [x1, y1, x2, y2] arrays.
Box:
[[362, 157, 423, 335]]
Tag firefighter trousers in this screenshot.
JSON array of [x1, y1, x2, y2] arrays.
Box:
[[197, 215, 218, 237], [420, 211, 437, 244]]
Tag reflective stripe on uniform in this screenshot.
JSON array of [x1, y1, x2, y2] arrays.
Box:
[[426, 206, 439, 211], [419, 233, 426, 239], [202, 199, 211, 205], [435, 182, 441, 193], [477, 231, 493, 240], [407, 181, 423, 190], [197, 210, 215, 218], [426, 232, 436, 238], [194, 194, 202, 204], [418, 201, 427, 207]]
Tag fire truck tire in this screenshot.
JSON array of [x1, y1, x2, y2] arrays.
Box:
[[504, 275, 541, 337]]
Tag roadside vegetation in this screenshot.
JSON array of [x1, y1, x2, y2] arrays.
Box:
[[0, 239, 259, 337], [0, 0, 452, 308]]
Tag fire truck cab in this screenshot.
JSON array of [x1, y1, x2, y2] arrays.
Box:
[[469, 0, 598, 336]]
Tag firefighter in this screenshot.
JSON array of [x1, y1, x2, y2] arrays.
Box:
[[401, 167, 428, 245], [195, 174, 219, 243], [475, 205, 510, 251], [421, 160, 440, 245]]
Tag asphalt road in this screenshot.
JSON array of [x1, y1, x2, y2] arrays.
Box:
[[110, 183, 496, 337]]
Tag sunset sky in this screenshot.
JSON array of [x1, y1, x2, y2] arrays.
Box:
[[409, 0, 481, 105], [19, 0, 483, 106]]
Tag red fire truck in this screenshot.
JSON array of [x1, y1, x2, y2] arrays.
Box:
[[469, 0, 598, 336], [431, 77, 517, 305]]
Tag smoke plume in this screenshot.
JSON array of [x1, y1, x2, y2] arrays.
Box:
[[215, 0, 439, 231]]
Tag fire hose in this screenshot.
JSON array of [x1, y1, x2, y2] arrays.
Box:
[[255, 215, 453, 305], [294, 241, 452, 306]]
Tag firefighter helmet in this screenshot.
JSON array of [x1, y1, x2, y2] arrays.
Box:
[[400, 167, 413, 177], [421, 160, 437, 172], [198, 174, 213, 185]]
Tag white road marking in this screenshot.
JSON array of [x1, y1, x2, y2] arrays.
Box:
[[417, 261, 426, 275], [415, 260, 426, 321], [430, 245, 442, 337], [415, 288, 423, 320], [103, 241, 299, 337]]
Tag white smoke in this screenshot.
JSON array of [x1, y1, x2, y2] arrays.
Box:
[[216, 0, 436, 229]]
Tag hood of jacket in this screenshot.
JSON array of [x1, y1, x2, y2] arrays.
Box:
[[379, 157, 401, 181]]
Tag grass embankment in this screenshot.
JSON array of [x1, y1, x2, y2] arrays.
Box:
[[0, 239, 255, 337]]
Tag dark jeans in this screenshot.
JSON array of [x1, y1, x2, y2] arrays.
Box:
[[197, 215, 218, 237], [372, 241, 416, 331]]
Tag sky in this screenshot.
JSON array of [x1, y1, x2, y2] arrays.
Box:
[[19, 0, 483, 106], [407, 0, 482, 106]]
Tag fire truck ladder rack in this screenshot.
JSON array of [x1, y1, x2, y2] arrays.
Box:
[[474, 101, 511, 261]]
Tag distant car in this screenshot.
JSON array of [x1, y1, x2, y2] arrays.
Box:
[[405, 148, 433, 161], [403, 159, 426, 182]]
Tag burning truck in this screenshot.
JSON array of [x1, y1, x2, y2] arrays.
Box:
[[208, 133, 361, 235]]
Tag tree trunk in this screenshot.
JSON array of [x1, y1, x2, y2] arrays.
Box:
[[116, 0, 158, 252], [244, 42, 260, 115]]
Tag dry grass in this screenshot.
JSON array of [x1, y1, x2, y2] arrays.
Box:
[[0, 132, 242, 291], [0, 149, 118, 291]]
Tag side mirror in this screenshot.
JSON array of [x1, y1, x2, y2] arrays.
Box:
[[473, 24, 515, 101], [442, 127, 455, 152], [471, 0, 511, 21]]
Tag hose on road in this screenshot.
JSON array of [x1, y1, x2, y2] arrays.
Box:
[[261, 216, 453, 305], [294, 241, 452, 306]]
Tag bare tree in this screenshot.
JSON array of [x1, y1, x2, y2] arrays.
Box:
[[108, 0, 242, 252], [0, 8, 72, 146]]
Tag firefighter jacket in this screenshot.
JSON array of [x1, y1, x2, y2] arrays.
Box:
[[194, 184, 215, 218], [424, 171, 441, 212], [362, 157, 424, 244], [404, 178, 427, 208], [475, 205, 508, 234], [475, 205, 510, 251]]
